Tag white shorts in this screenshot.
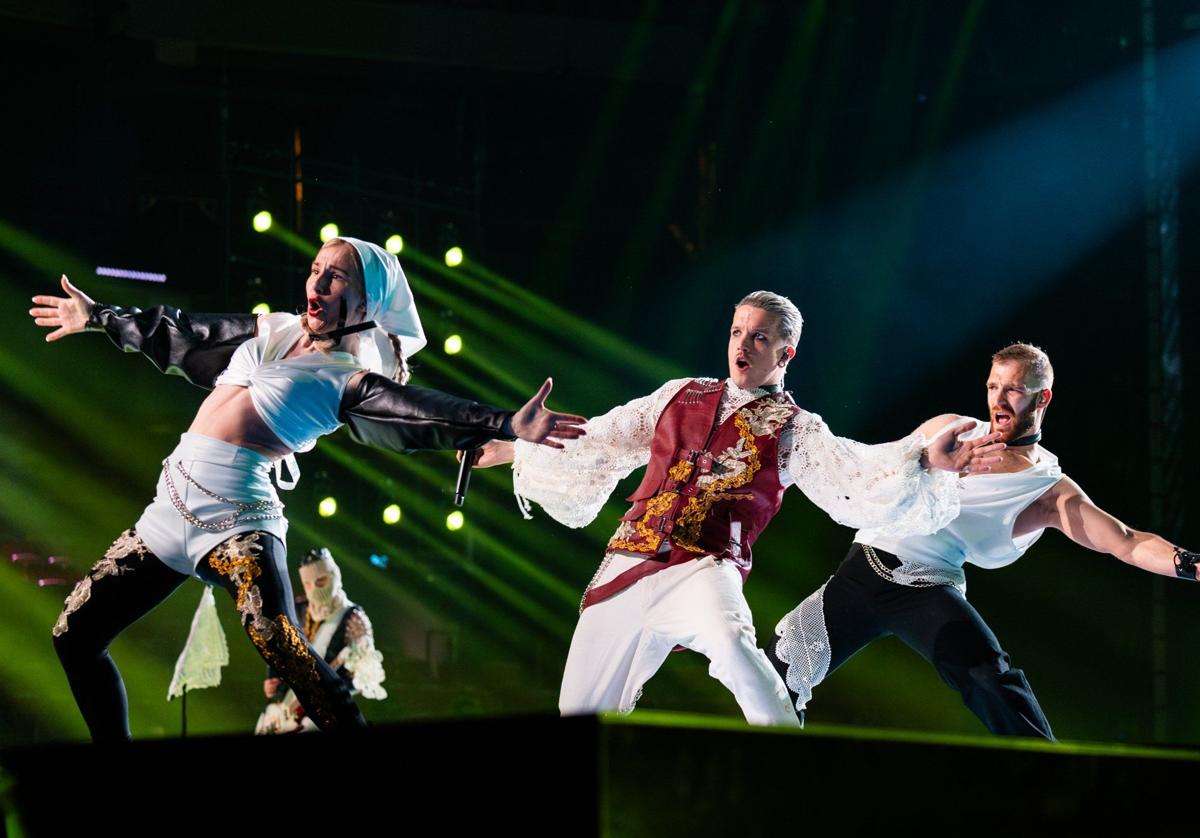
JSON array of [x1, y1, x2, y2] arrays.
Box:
[[135, 432, 288, 576]]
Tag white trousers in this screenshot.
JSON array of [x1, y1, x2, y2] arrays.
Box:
[[559, 555, 800, 727]]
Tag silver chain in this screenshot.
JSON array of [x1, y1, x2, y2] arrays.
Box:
[[162, 459, 284, 532], [579, 552, 617, 614], [862, 543, 945, 588]]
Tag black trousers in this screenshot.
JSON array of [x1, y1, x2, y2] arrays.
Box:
[[53, 528, 366, 741], [766, 543, 1054, 740]]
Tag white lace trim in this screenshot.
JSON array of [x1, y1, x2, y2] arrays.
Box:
[[772, 582, 831, 711]]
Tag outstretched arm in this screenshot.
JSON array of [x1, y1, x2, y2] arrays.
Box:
[[785, 412, 998, 538], [498, 378, 691, 527], [1031, 477, 1194, 579], [340, 374, 585, 454], [30, 274, 258, 389]]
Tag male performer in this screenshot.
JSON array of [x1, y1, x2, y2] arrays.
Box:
[[768, 343, 1198, 739], [257, 548, 385, 734], [473, 291, 1002, 726]]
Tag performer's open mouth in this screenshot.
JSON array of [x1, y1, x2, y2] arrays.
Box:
[[307, 299, 323, 319], [735, 357, 750, 370], [992, 412, 1012, 430]]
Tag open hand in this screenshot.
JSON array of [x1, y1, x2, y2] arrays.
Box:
[[923, 420, 1005, 474], [30, 275, 93, 342], [510, 378, 587, 449]]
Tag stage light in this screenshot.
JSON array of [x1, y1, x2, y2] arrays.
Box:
[[251, 302, 271, 315], [320, 223, 340, 243], [253, 211, 273, 233], [385, 234, 404, 254], [444, 334, 463, 355], [382, 503, 402, 525], [95, 266, 167, 283], [369, 554, 390, 569], [318, 496, 338, 517], [444, 246, 464, 268], [446, 510, 464, 531]]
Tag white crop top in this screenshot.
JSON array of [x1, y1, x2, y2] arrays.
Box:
[[855, 418, 1063, 572], [214, 313, 363, 456]]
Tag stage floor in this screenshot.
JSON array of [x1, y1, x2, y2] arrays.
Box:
[[2, 712, 1195, 836]]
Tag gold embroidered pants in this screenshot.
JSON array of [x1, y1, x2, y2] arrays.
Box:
[[53, 528, 366, 741]]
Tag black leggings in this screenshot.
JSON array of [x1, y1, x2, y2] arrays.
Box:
[[52, 528, 365, 741], [766, 543, 1054, 740]]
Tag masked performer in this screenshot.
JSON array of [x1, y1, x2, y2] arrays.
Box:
[[256, 548, 384, 734], [471, 291, 1002, 726], [31, 237, 584, 741], [768, 343, 1197, 739]]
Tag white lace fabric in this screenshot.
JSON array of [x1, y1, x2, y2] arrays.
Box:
[[512, 378, 692, 527], [512, 378, 960, 540], [772, 582, 831, 711], [888, 559, 967, 593], [338, 609, 387, 700], [168, 587, 230, 698], [782, 417, 959, 537]]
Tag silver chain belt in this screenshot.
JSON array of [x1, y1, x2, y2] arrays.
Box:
[[162, 459, 284, 532], [861, 543, 947, 588], [580, 552, 617, 614]]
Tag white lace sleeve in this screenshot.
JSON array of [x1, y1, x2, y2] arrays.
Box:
[[340, 609, 387, 701], [783, 411, 959, 537], [511, 378, 692, 528]]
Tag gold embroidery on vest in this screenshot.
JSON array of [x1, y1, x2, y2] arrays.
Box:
[[673, 412, 762, 551], [608, 491, 676, 552], [666, 459, 694, 482], [610, 410, 770, 554], [741, 399, 796, 437]]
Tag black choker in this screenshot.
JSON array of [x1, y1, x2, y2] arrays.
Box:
[[317, 319, 377, 342], [299, 299, 377, 343], [1007, 431, 1041, 447]]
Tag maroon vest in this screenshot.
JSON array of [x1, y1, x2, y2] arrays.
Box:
[[584, 379, 798, 609]]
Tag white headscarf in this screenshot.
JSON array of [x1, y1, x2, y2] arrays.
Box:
[[339, 236, 427, 377]]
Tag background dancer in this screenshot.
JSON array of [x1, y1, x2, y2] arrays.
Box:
[[257, 547, 385, 734], [30, 236, 584, 741], [769, 343, 1199, 738]]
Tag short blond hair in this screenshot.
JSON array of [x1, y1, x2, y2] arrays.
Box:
[[736, 291, 803, 344], [992, 342, 1054, 390]]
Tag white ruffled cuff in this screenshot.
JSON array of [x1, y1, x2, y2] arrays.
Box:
[[345, 642, 387, 701], [861, 431, 960, 538]]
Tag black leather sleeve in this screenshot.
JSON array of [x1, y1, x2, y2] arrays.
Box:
[[340, 372, 517, 453], [86, 302, 258, 390]]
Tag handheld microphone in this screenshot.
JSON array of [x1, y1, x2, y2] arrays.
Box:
[[455, 449, 480, 507]]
